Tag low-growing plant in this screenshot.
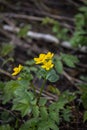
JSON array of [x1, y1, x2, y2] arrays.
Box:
[[42, 2, 87, 48], [0, 52, 79, 130], [70, 3, 87, 47], [42, 17, 69, 41]]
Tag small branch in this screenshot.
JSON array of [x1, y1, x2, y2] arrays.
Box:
[[63, 71, 84, 90], [3, 25, 59, 44], [0, 12, 74, 22], [0, 0, 18, 11], [0, 13, 43, 21], [0, 68, 15, 79]]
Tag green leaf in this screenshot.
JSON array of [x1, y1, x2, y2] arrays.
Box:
[[42, 17, 55, 25], [32, 105, 39, 117], [19, 118, 38, 130], [62, 107, 71, 122], [48, 85, 60, 95], [70, 31, 87, 47], [61, 53, 79, 68], [79, 84, 87, 92], [0, 125, 14, 130], [54, 60, 63, 74], [59, 91, 76, 103], [18, 25, 30, 38], [40, 106, 48, 120], [38, 119, 59, 130], [25, 60, 35, 65], [79, 6, 87, 12], [39, 97, 47, 106], [49, 110, 59, 123], [83, 111, 87, 122], [37, 68, 47, 79], [46, 69, 59, 82], [75, 14, 85, 28], [3, 80, 29, 104], [1, 44, 14, 57], [12, 100, 31, 117], [3, 80, 20, 103], [12, 90, 35, 117], [80, 76, 87, 82]]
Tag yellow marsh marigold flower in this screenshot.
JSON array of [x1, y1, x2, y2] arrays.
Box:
[[34, 53, 46, 64], [45, 52, 54, 60], [34, 52, 54, 64], [12, 64, 23, 76], [41, 60, 54, 71]]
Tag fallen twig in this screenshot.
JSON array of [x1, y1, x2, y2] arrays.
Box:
[[3, 25, 87, 53], [3, 25, 59, 44], [0, 68, 15, 79]]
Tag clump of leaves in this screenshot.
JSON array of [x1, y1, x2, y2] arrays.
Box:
[[0, 52, 79, 129], [0, 44, 14, 57], [70, 3, 87, 47], [42, 17, 69, 41], [42, 3, 87, 48]]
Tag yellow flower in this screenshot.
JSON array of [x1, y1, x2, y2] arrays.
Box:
[[41, 60, 54, 71], [34, 53, 46, 64], [34, 52, 54, 65], [45, 52, 54, 59], [12, 64, 23, 76]]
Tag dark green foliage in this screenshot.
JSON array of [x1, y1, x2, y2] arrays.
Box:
[[0, 125, 14, 130], [0, 44, 14, 57], [70, 5, 87, 47], [46, 69, 59, 82], [18, 25, 30, 38], [60, 53, 79, 68]]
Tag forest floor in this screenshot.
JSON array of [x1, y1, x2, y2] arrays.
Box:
[[0, 0, 87, 130]]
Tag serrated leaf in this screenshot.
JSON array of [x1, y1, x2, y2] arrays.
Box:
[[61, 53, 79, 68], [40, 106, 48, 120], [3, 80, 20, 103], [1, 44, 14, 57], [48, 85, 60, 95], [3, 80, 30, 104], [12, 90, 35, 117], [38, 119, 58, 130], [49, 110, 59, 123], [39, 97, 47, 106], [19, 118, 38, 130], [12, 101, 31, 117], [0, 125, 14, 130], [62, 107, 71, 122], [32, 105, 39, 117]]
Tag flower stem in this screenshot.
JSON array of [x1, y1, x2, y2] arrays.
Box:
[[38, 79, 46, 102], [31, 82, 37, 96]]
